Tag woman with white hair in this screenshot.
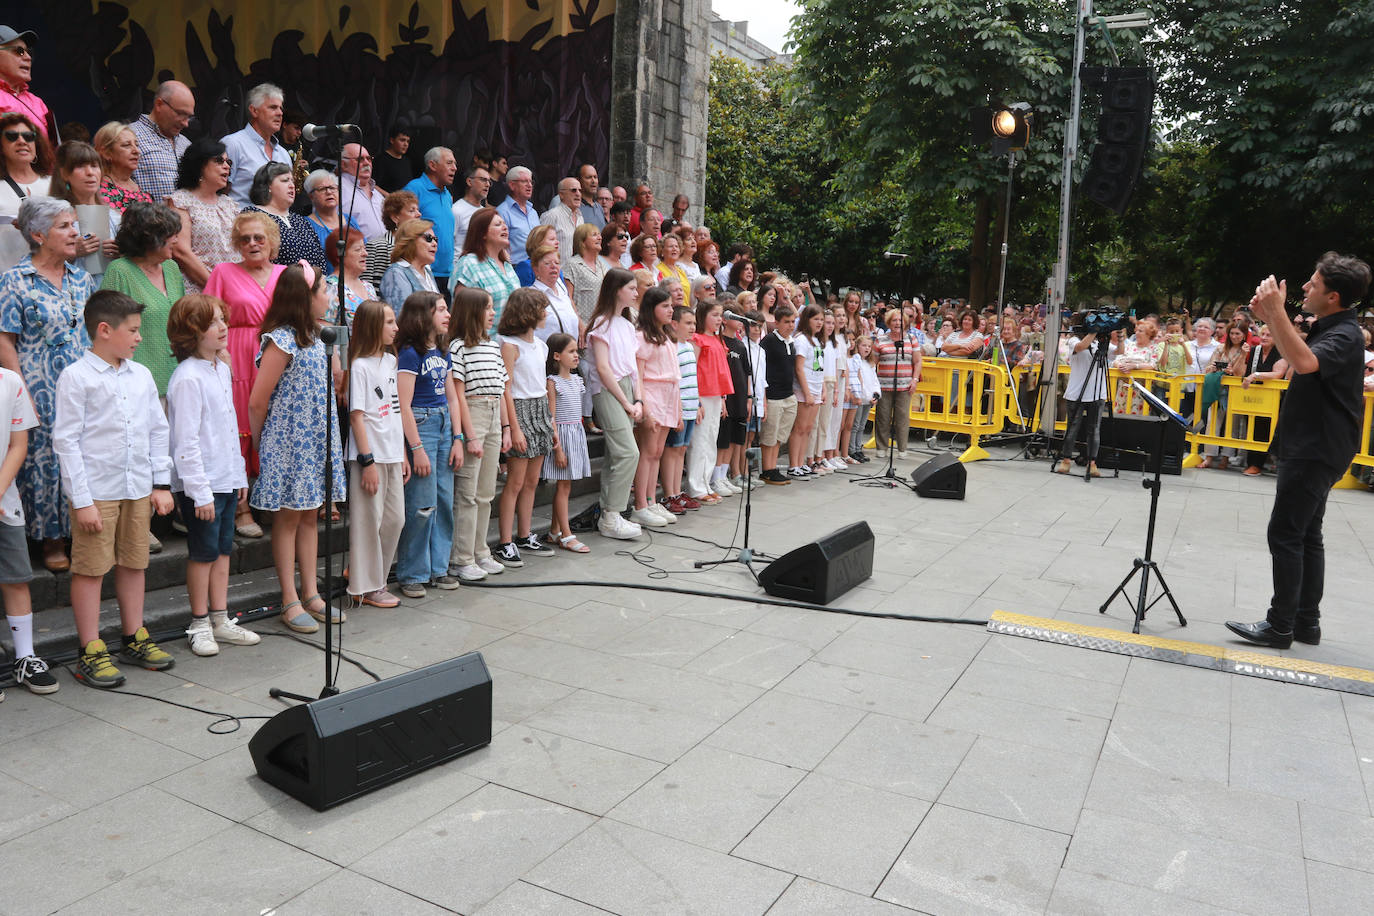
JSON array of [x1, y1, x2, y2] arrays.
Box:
[[245, 161, 326, 271], [0, 197, 98, 570], [303, 169, 360, 276]]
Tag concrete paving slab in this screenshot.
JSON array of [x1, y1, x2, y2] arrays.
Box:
[[775, 660, 949, 722], [926, 688, 1110, 758], [937, 735, 1096, 833], [682, 630, 815, 688], [152, 746, 286, 822], [474, 880, 612, 914], [1047, 869, 1245, 915], [1101, 703, 1232, 782], [1229, 726, 1368, 813], [523, 688, 720, 763], [1305, 859, 1374, 915], [706, 689, 866, 769], [274, 869, 454, 915], [815, 712, 976, 802], [0, 768, 74, 846], [764, 878, 920, 914]]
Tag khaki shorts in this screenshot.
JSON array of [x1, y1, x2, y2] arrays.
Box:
[[761, 395, 797, 447], [70, 498, 152, 577]]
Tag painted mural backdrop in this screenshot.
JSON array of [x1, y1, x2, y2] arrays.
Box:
[[6, 0, 614, 201]]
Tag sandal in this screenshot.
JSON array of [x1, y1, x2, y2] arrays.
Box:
[[1089, 462, 1103, 478], [1198, 457, 1213, 469], [302, 593, 346, 624], [361, 588, 399, 608], [558, 534, 591, 553], [279, 599, 318, 634], [1216, 457, 1230, 471], [1243, 466, 1262, 477], [1053, 459, 1071, 475], [235, 513, 264, 538]]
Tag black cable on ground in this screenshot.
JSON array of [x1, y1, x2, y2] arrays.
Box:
[[48, 662, 276, 735]]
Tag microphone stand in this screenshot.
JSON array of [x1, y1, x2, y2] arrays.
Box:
[[853, 259, 918, 490]]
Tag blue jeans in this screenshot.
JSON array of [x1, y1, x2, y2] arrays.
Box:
[[396, 407, 454, 585]]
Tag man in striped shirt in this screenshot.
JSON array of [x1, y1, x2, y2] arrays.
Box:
[[131, 81, 195, 202]]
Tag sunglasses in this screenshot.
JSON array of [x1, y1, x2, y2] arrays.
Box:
[[212, 155, 233, 167], [616, 232, 630, 240], [420, 233, 437, 243], [1, 45, 31, 58], [2, 130, 36, 143]]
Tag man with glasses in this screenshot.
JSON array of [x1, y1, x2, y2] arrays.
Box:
[[539, 177, 584, 258], [339, 142, 385, 240], [0, 26, 50, 144], [220, 82, 292, 205], [497, 165, 540, 285], [131, 80, 195, 202], [451, 165, 490, 254], [595, 187, 613, 224]]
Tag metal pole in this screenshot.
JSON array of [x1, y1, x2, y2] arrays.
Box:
[[1037, 0, 1091, 438], [995, 152, 1015, 311]]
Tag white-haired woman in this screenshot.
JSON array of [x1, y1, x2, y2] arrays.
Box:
[[303, 169, 360, 277], [0, 197, 97, 570]]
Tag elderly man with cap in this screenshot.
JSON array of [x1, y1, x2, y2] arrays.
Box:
[[0, 26, 51, 143], [131, 80, 195, 202]]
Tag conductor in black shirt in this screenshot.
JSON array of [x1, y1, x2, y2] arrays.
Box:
[[1226, 252, 1371, 649]]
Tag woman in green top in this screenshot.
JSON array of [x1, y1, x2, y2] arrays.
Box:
[[99, 200, 185, 396]]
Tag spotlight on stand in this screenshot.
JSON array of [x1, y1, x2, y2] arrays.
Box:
[[971, 102, 1033, 155]]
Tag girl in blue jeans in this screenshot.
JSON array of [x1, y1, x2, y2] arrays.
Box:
[[395, 291, 465, 597]]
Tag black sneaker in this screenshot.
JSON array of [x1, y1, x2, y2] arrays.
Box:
[[495, 541, 524, 568], [788, 466, 812, 479], [762, 469, 791, 486], [13, 655, 60, 695], [518, 535, 554, 557]]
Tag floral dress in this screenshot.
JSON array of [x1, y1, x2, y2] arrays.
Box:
[[243, 206, 327, 273], [0, 256, 96, 538], [99, 178, 154, 213], [250, 327, 345, 511], [324, 274, 377, 327], [168, 190, 241, 294], [1112, 336, 1165, 415]]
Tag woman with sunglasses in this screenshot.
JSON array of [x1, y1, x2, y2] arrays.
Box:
[[380, 218, 440, 310], [0, 112, 51, 223], [599, 222, 630, 272], [167, 138, 241, 293]]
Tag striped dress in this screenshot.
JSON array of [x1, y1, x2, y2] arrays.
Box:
[[543, 373, 591, 480]]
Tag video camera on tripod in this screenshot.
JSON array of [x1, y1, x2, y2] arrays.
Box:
[[1074, 306, 1130, 336]]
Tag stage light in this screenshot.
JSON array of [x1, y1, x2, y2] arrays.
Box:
[[992, 109, 1019, 138], [971, 103, 1033, 155]]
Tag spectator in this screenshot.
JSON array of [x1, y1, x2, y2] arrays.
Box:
[[599, 222, 630, 273], [1198, 320, 1250, 470], [1183, 316, 1221, 420], [52, 141, 119, 286], [0, 112, 50, 223], [873, 308, 922, 458], [363, 190, 420, 286], [498, 165, 539, 286], [577, 164, 605, 228], [92, 122, 154, 213], [303, 168, 360, 276], [454, 206, 519, 328], [717, 243, 752, 291], [167, 137, 240, 293], [530, 244, 579, 344], [540, 176, 584, 259], [450, 166, 490, 255], [99, 201, 185, 400], [220, 83, 292, 206], [726, 258, 756, 295], [595, 187, 613, 223], [380, 218, 440, 309], [628, 183, 653, 235], [323, 228, 377, 326], [568, 223, 608, 330], [339, 142, 386, 241], [1240, 324, 1289, 476], [130, 80, 194, 202], [1110, 316, 1162, 415], [403, 146, 457, 296], [0, 26, 49, 143], [664, 193, 689, 233], [630, 233, 660, 274], [373, 124, 412, 193], [245, 161, 326, 271], [485, 152, 510, 207], [0, 197, 97, 570], [657, 233, 690, 292]]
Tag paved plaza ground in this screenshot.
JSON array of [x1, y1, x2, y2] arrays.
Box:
[[3, 444, 1374, 915]]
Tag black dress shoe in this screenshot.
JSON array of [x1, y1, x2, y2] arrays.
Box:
[[1293, 625, 1321, 646], [1225, 620, 1293, 650]]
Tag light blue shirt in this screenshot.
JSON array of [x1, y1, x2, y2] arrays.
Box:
[[497, 196, 540, 266], [403, 175, 456, 279], [220, 124, 292, 206]]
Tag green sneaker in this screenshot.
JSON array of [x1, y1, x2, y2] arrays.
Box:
[[76, 639, 126, 688], [119, 628, 175, 672]]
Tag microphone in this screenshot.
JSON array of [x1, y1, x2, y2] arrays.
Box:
[[302, 123, 360, 143], [319, 325, 338, 346], [729, 313, 759, 324], [883, 250, 911, 259]]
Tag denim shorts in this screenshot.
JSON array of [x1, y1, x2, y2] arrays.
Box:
[[177, 492, 238, 562], [666, 417, 696, 448]]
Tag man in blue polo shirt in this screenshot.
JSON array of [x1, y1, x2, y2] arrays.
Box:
[[497, 166, 539, 286], [403, 147, 457, 296]]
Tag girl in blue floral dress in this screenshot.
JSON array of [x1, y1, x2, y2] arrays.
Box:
[[247, 262, 346, 632]]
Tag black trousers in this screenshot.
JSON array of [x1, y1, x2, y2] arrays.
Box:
[[1266, 459, 1344, 632], [1059, 399, 1103, 460]]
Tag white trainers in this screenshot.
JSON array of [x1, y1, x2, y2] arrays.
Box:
[[211, 614, 260, 646], [649, 502, 677, 524], [897, 449, 909, 459], [712, 479, 735, 497], [827, 457, 846, 470], [630, 506, 668, 527], [186, 618, 219, 657], [477, 556, 505, 575], [455, 563, 488, 582], [598, 512, 642, 540]]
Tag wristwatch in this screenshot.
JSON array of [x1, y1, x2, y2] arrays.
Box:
[[357, 452, 375, 467], [152, 484, 171, 491]]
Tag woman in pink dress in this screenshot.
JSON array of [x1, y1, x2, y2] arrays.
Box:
[[203, 210, 285, 537]]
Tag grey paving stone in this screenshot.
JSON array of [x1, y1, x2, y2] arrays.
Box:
[[340, 606, 508, 668], [232, 654, 412, 705], [1229, 675, 1354, 743], [734, 771, 930, 895], [435, 589, 567, 631], [775, 660, 948, 722], [877, 803, 1069, 915], [245, 761, 486, 865], [1117, 656, 1232, 721], [926, 688, 1110, 758], [0, 688, 86, 745], [152, 745, 286, 822], [1085, 758, 1301, 854], [55, 822, 337, 915], [274, 869, 453, 915], [744, 604, 855, 651], [1306, 858, 1374, 915], [608, 744, 803, 852], [523, 600, 661, 649], [527, 818, 792, 916], [666, 594, 776, 629], [1300, 802, 1374, 872], [1063, 809, 1308, 916], [352, 783, 595, 913], [707, 689, 866, 769], [0, 716, 200, 808], [1229, 725, 1367, 813], [683, 630, 815, 688], [524, 688, 720, 762], [0, 786, 230, 916], [1101, 703, 1232, 783], [952, 657, 1122, 719], [816, 712, 976, 801], [456, 723, 662, 815], [937, 736, 1096, 834], [765, 877, 921, 914], [814, 628, 985, 689], [1047, 869, 1244, 915], [475, 880, 612, 914], [976, 632, 1130, 684], [0, 768, 74, 845], [488, 665, 579, 726], [599, 614, 736, 667]]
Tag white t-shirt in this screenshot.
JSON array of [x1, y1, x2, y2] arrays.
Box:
[[793, 334, 825, 400], [0, 175, 51, 223], [348, 354, 404, 463], [0, 367, 37, 526], [1064, 337, 1109, 402]]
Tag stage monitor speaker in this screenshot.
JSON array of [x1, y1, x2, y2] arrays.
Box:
[[911, 452, 967, 499], [759, 521, 874, 605], [250, 651, 492, 810]]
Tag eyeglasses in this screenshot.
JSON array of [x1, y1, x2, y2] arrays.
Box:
[[158, 98, 195, 121], [2, 130, 36, 143], [212, 155, 233, 167], [420, 233, 437, 243], [616, 232, 630, 240], [312, 185, 338, 194], [344, 154, 373, 162], [0, 45, 31, 58], [471, 176, 492, 184]]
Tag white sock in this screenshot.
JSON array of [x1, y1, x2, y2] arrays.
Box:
[[7, 614, 34, 659]]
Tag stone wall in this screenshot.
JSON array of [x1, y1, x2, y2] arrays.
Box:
[[610, 0, 710, 224]]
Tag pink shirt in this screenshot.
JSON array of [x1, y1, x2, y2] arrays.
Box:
[[0, 82, 51, 142], [587, 314, 638, 396]]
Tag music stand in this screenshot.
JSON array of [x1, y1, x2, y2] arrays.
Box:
[[1098, 381, 1188, 634]]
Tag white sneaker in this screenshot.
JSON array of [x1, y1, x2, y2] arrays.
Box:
[[631, 506, 668, 527], [186, 618, 219, 657], [649, 502, 677, 524], [455, 563, 488, 582], [712, 479, 735, 497], [897, 449, 909, 459], [598, 512, 642, 540], [478, 556, 505, 575], [828, 457, 847, 470], [211, 615, 260, 646]]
